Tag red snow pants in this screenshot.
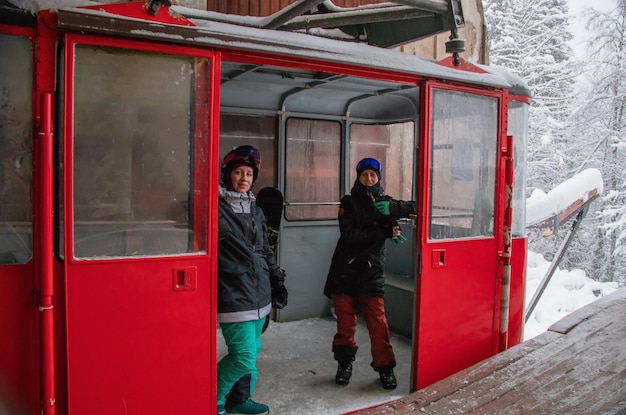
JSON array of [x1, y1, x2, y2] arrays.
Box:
[[331, 293, 395, 370]]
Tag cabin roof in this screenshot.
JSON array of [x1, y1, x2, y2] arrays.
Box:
[[3, 0, 530, 96]]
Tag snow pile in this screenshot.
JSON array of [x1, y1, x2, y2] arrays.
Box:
[[526, 168, 603, 226], [523, 249, 619, 340]]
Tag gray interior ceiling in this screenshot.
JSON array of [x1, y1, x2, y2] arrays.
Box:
[[220, 61, 420, 120]]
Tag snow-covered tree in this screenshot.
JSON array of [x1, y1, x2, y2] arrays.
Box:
[[484, 0, 577, 195], [484, 0, 583, 268], [567, 0, 626, 284]]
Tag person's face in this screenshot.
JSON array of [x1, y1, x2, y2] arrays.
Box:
[[359, 169, 378, 187], [230, 165, 254, 193]]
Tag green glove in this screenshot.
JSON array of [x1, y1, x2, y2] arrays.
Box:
[[375, 201, 391, 215], [392, 234, 407, 244]]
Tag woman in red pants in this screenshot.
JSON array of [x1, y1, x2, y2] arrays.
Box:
[[324, 157, 416, 390]]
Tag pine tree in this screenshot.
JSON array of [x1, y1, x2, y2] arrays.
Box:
[[485, 0, 576, 193], [569, 0, 626, 284], [484, 0, 578, 260]]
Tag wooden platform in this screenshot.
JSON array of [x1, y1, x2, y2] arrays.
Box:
[[349, 287, 626, 415]]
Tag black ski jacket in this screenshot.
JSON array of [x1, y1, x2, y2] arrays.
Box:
[[217, 197, 282, 322], [324, 191, 416, 298]]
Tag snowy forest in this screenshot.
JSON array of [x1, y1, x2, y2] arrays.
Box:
[[483, 0, 626, 286]]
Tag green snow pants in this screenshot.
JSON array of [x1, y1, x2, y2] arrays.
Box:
[[217, 319, 265, 406]]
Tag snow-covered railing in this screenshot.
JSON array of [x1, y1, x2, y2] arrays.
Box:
[[526, 168, 603, 235], [524, 169, 604, 321]]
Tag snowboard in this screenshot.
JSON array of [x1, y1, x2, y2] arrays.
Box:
[[256, 187, 284, 255], [256, 187, 284, 333]]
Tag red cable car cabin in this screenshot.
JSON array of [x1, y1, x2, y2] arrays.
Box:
[[0, 1, 530, 414]]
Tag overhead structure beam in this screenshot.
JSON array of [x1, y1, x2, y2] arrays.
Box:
[[386, 0, 449, 14], [261, 0, 326, 29], [277, 6, 432, 31], [176, 0, 465, 49]]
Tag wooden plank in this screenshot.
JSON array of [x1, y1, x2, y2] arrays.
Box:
[[422, 299, 625, 413], [418, 336, 589, 412], [349, 334, 560, 414], [349, 288, 626, 415]]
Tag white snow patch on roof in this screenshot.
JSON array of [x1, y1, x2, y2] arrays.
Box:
[[526, 168, 603, 226]]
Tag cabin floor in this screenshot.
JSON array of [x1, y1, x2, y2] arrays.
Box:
[[217, 316, 413, 415], [350, 287, 626, 415], [219, 287, 626, 415]]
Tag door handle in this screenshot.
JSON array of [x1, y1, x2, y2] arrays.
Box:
[[432, 249, 445, 268], [173, 267, 197, 291]]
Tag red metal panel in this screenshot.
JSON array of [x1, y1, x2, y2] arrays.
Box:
[[415, 238, 499, 388], [64, 260, 214, 414], [0, 23, 34, 37], [0, 264, 37, 414], [413, 82, 504, 390], [0, 23, 38, 415], [82, 1, 195, 26], [61, 34, 217, 415]]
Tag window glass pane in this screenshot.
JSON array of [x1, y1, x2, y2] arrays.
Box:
[[72, 45, 209, 258], [219, 114, 277, 193], [0, 34, 33, 264], [508, 101, 529, 237], [350, 122, 415, 201], [430, 90, 498, 239], [285, 119, 340, 220]]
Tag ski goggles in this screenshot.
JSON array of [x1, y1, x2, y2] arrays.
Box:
[[356, 157, 381, 173], [222, 145, 261, 169]]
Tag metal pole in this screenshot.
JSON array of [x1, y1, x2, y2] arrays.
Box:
[[38, 92, 56, 415], [499, 135, 514, 351], [524, 208, 587, 323]]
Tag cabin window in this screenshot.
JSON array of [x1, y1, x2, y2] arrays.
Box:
[[429, 90, 498, 239], [285, 118, 340, 220], [349, 122, 415, 201], [0, 34, 33, 264], [508, 101, 529, 237], [68, 45, 210, 258], [219, 114, 278, 193]]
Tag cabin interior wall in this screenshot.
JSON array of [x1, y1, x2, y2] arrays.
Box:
[[219, 114, 278, 191], [218, 60, 421, 327]]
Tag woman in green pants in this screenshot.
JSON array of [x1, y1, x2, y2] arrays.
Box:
[[216, 145, 288, 415]]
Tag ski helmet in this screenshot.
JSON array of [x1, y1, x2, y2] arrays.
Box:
[[220, 145, 261, 189]]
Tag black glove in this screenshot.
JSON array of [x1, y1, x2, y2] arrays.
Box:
[[380, 222, 397, 238], [270, 269, 288, 309]]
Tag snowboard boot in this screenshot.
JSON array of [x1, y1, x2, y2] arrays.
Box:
[[379, 368, 397, 390], [335, 361, 353, 385], [225, 398, 269, 415]]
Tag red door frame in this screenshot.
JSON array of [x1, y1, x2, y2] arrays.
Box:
[[412, 80, 507, 389], [60, 33, 219, 414], [0, 23, 41, 415]]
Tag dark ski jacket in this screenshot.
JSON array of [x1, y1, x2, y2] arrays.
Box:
[[324, 182, 416, 298], [217, 190, 282, 323]]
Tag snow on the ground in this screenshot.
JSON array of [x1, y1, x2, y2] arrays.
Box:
[[523, 168, 619, 340], [523, 249, 619, 340]]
